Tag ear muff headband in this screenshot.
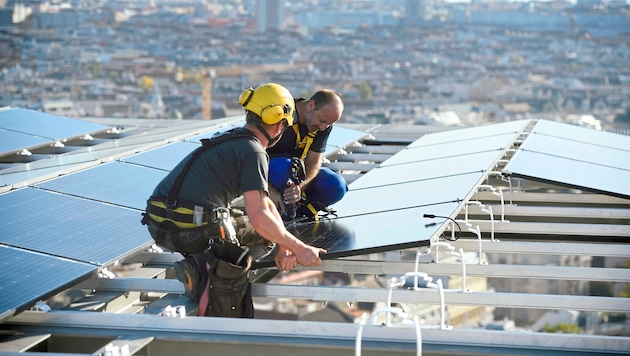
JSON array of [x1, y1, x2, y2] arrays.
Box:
[[239, 87, 255, 107]]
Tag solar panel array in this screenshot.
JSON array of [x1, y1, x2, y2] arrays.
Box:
[[332, 120, 529, 222], [0, 108, 111, 157], [503, 119, 630, 199], [256, 120, 531, 267], [0, 120, 371, 322], [5, 115, 621, 327]]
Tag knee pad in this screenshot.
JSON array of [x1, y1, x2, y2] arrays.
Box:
[[268, 156, 292, 191]]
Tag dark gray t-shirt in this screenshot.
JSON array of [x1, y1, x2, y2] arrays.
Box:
[[152, 128, 269, 208]]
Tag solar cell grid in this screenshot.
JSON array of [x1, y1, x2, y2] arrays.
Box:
[[0, 188, 152, 265], [407, 120, 528, 148], [0, 245, 96, 324], [504, 120, 630, 199], [36, 161, 166, 210], [0, 108, 110, 140], [0, 129, 51, 156]]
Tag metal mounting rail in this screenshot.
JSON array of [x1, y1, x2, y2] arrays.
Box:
[[448, 240, 630, 257], [458, 220, 630, 237], [289, 260, 630, 283], [73, 278, 630, 313]]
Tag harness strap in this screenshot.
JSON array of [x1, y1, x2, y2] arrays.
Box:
[[146, 199, 216, 229], [292, 124, 316, 161], [164, 128, 255, 209]]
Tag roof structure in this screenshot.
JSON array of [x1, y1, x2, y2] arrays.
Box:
[[0, 108, 629, 355]]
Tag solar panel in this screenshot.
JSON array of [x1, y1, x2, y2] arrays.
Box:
[[121, 141, 200, 171], [0, 129, 51, 156], [503, 120, 630, 199], [0, 245, 96, 324], [532, 119, 629, 148], [350, 148, 506, 191], [0, 187, 152, 265], [36, 161, 166, 210], [324, 125, 369, 154], [384, 129, 522, 166], [519, 133, 629, 170], [407, 120, 528, 148], [0, 108, 110, 141], [254, 202, 449, 268], [297, 128, 521, 268], [184, 125, 241, 144], [336, 172, 485, 217]]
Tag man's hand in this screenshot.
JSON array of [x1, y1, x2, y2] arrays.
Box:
[[274, 246, 298, 271], [282, 181, 301, 204], [294, 245, 326, 267]]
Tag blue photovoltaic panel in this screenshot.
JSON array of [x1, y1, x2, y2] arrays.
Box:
[[504, 120, 630, 199], [380, 133, 516, 168], [505, 150, 630, 198], [532, 119, 629, 148], [350, 150, 503, 191], [307, 126, 517, 263], [254, 201, 452, 268], [520, 133, 629, 170], [121, 141, 200, 171], [407, 120, 528, 148], [324, 126, 369, 155], [0, 188, 152, 265], [0, 129, 51, 156], [185, 125, 241, 144], [334, 172, 482, 217], [36, 161, 167, 210], [0, 108, 110, 140], [0, 245, 96, 324], [1, 147, 147, 187]]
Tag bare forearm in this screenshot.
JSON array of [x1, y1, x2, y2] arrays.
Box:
[[300, 154, 322, 190], [245, 192, 306, 252]]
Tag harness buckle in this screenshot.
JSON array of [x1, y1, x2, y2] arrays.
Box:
[[165, 199, 178, 210]]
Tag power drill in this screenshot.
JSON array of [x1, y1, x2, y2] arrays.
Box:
[[283, 157, 306, 221]]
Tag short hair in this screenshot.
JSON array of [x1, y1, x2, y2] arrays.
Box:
[[309, 89, 343, 111], [245, 110, 263, 125], [245, 110, 289, 130]]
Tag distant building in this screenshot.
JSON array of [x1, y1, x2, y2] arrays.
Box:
[[256, 0, 284, 32], [405, 0, 431, 24]]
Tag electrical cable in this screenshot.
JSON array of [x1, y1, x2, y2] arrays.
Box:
[[423, 213, 462, 241]]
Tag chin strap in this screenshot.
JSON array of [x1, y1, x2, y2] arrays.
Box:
[[255, 120, 288, 146]]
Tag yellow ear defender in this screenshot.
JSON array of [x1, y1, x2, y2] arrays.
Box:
[[239, 83, 295, 125]]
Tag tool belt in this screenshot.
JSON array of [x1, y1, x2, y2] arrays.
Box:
[[142, 197, 227, 254]]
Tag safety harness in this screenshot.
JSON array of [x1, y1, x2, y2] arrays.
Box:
[[142, 128, 253, 253], [290, 124, 324, 220], [292, 124, 316, 161]]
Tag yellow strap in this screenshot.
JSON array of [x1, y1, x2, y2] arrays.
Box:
[[150, 200, 195, 215], [148, 201, 208, 229], [292, 125, 316, 161], [304, 202, 319, 222], [148, 213, 207, 229]]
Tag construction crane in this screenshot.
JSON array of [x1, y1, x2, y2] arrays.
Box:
[[202, 69, 216, 120]]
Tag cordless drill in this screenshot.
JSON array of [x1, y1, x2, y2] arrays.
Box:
[[283, 157, 306, 221]]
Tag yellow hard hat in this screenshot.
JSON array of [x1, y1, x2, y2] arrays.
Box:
[[239, 83, 294, 125]]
